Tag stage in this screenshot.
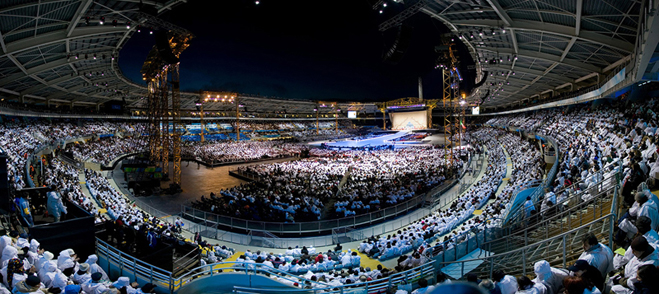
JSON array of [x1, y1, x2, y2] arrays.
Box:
[[308, 130, 448, 149]]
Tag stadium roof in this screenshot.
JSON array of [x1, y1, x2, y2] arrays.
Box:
[[406, 0, 643, 107], [0, 0, 652, 112], [0, 0, 196, 106]]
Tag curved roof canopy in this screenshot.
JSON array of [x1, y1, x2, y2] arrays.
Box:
[[414, 0, 641, 107], [0, 0, 645, 111], [0, 0, 192, 107]]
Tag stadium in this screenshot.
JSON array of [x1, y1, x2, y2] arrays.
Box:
[[0, 0, 657, 294]]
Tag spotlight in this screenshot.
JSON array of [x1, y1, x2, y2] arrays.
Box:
[[137, 25, 141, 33], [111, 54, 115, 60], [491, 29, 495, 35], [99, 17, 105, 25], [383, 3, 387, 7], [126, 22, 131, 29], [514, 55, 518, 60], [379, 10, 383, 14], [512, 71, 516, 75], [93, 54, 96, 59], [470, 33, 474, 38], [149, 28, 153, 34], [75, 53, 79, 59], [255, 0, 259, 4], [502, 27, 506, 34]]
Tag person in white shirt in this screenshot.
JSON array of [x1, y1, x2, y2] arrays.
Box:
[[493, 269, 519, 294], [533, 260, 568, 294], [578, 233, 614, 278], [612, 236, 659, 294]]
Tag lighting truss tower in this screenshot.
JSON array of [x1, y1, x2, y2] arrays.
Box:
[[141, 23, 193, 186], [437, 37, 460, 177], [171, 64, 182, 185], [147, 77, 162, 164], [160, 70, 170, 176], [442, 68, 453, 171]]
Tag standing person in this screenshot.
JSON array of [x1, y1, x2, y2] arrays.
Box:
[[15, 196, 33, 227], [47, 186, 67, 222]]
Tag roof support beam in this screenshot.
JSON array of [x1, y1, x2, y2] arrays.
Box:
[[450, 19, 635, 52], [20, 64, 110, 95], [485, 0, 512, 26], [476, 47, 602, 73], [575, 0, 583, 36], [0, 30, 6, 53], [7, 55, 28, 75], [0, 53, 113, 87], [1, 26, 126, 59], [483, 65, 573, 83], [67, 0, 94, 37], [158, 0, 187, 13]]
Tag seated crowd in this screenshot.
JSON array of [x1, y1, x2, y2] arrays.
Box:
[[191, 146, 463, 222], [66, 137, 147, 166], [7, 96, 659, 294], [0, 230, 168, 294], [181, 141, 308, 164]]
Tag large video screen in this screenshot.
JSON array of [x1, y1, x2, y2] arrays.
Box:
[[472, 107, 480, 115], [390, 110, 428, 130], [347, 111, 357, 118]]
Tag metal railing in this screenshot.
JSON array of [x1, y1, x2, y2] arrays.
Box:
[[504, 158, 622, 226], [97, 235, 436, 294], [182, 193, 428, 234], [482, 182, 617, 255], [181, 172, 466, 235], [96, 238, 176, 293], [433, 164, 621, 280], [436, 214, 615, 279], [501, 135, 560, 224]]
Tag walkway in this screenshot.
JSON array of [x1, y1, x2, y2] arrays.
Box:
[[78, 169, 104, 213], [428, 144, 512, 247]]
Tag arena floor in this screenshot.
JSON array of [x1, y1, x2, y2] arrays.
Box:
[[112, 132, 453, 216], [112, 157, 293, 215]]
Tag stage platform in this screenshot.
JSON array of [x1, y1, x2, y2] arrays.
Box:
[[308, 130, 447, 149]]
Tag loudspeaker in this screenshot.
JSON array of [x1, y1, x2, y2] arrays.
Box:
[[383, 24, 414, 64], [155, 30, 180, 65], [0, 155, 9, 213]]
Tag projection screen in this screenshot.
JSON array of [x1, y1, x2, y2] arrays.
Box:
[[390, 110, 428, 130]]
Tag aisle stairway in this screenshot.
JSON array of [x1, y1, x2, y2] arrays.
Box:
[[482, 184, 616, 255]]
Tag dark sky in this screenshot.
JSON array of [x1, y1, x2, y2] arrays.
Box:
[[119, 0, 475, 102]]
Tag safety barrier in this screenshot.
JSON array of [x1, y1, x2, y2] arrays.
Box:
[[96, 236, 436, 294]]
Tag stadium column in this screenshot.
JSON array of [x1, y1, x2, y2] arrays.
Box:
[[236, 98, 240, 141], [335, 105, 338, 135], [200, 103, 204, 142]]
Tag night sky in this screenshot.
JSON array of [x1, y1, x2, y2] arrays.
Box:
[[119, 0, 475, 102]]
